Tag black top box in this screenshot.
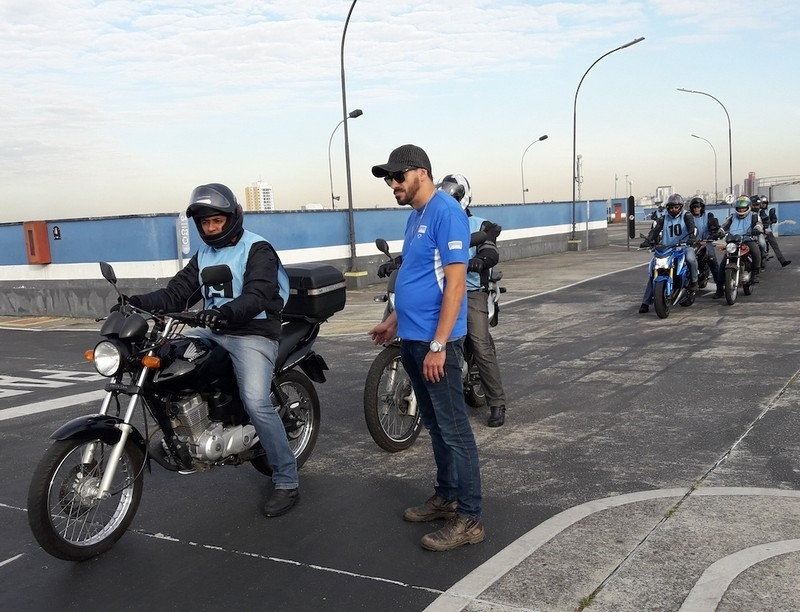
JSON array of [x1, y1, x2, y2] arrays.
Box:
[[283, 263, 347, 321]]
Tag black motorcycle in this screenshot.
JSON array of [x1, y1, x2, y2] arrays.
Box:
[[722, 233, 757, 305], [27, 261, 345, 561], [363, 238, 501, 452]]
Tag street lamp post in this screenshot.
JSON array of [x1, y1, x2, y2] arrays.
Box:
[[571, 36, 644, 240], [678, 88, 732, 199], [328, 109, 363, 210], [340, 0, 359, 272], [520, 134, 548, 204], [691, 133, 718, 203]]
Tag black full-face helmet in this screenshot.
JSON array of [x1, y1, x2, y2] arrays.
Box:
[[186, 183, 244, 248], [749, 195, 761, 211], [689, 196, 705, 216], [666, 194, 684, 218]]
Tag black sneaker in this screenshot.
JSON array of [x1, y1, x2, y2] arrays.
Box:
[[638, 304, 649, 314], [263, 488, 299, 517], [782, 260, 792, 267], [712, 290, 724, 299], [688, 281, 699, 292]]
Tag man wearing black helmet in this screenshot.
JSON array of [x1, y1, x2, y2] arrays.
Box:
[[124, 183, 300, 518], [756, 195, 791, 268], [688, 196, 725, 299], [638, 194, 698, 313]]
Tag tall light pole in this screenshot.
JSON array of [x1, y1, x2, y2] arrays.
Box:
[[520, 134, 548, 204], [678, 88, 732, 199], [571, 36, 644, 240], [340, 0, 359, 272], [328, 109, 363, 210], [691, 133, 718, 203]]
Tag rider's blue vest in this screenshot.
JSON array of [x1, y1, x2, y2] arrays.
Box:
[[729, 214, 755, 238], [694, 214, 710, 240], [661, 214, 689, 246], [197, 230, 289, 318]]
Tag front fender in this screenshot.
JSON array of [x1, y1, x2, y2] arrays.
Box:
[[50, 414, 147, 455]]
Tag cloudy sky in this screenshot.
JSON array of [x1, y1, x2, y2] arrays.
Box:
[[2, 0, 798, 223]]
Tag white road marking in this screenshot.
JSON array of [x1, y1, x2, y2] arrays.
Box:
[[0, 553, 25, 567], [423, 487, 800, 612], [679, 538, 800, 611], [0, 390, 107, 421]]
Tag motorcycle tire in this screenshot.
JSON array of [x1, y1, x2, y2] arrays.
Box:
[[724, 268, 739, 305], [743, 282, 754, 296], [363, 344, 423, 453], [252, 369, 321, 475], [653, 282, 671, 319], [27, 438, 144, 561]]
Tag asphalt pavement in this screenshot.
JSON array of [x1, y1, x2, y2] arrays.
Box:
[[2, 224, 799, 612]]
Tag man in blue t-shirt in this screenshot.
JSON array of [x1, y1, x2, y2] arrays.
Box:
[[369, 144, 484, 552]]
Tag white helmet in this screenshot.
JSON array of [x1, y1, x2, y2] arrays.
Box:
[[436, 174, 472, 210]]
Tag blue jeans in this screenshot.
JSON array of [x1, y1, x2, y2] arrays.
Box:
[[189, 329, 298, 489], [400, 339, 482, 520]]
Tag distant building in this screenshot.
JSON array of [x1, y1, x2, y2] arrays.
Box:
[[244, 180, 275, 211], [743, 172, 757, 197]]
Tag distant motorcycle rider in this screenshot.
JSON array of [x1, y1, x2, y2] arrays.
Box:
[[756, 195, 791, 268], [437, 174, 507, 427], [720, 196, 764, 281], [688, 196, 724, 299], [638, 194, 698, 313]]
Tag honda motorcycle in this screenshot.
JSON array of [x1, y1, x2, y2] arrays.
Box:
[[27, 261, 345, 561], [721, 233, 757, 305], [640, 235, 695, 319], [363, 238, 502, 453]]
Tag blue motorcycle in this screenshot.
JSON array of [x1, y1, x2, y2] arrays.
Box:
[[641, 237, 695, 319]]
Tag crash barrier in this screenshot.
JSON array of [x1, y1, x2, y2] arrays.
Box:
[[4, 198, 795, 318]]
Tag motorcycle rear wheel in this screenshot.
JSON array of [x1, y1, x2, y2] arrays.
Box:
[[27, 438, 144, 561], [252, 369, 320, 475], [463, 337, 490, 408], [724, 268, 739, 305], [363, 344, 422, 452], [653, 283, 671, 319]]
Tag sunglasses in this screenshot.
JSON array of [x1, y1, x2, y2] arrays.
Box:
[[383, 168, 415, 186]]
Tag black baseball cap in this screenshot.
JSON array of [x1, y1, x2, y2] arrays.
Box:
[[371, 144, 432, 178]]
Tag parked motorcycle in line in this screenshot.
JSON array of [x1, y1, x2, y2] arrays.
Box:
[[640, 235, 695, 319], [721, 233, 757, 305], [363, 238, 502, 452], [27, 261, 345, 561]]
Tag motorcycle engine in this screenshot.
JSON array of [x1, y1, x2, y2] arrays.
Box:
[[168, 394, 257, 462]]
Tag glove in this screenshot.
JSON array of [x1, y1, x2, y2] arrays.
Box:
[[483, 222, 501, 243], [716, 230, 726, 240], [377, 262, 395, 278], [197, 308, 227, 331], [110, 293, 139, 312], [686, 237, 697, 246], [467, 258, 484, 273], [639, 241, 650, 249]]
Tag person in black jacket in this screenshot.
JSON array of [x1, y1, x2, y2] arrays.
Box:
[[756, 196, 791, 268], [126, 183, 300, 518]]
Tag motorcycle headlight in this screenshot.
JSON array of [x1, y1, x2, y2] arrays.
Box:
[[655, 257, 670, 268], [92, 340, 125, 376], [726, 242, 738, 254]]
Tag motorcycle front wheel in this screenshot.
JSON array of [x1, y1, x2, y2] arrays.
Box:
[[252, 369, 320, 475], [27, 438, 144, 561], [724, 268, 739, 305], [653, 282, 672, 319], [363, 344, 422, 452]]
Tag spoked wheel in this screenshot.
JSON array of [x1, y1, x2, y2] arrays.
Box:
[[253, 369, 320, 475], [724, 268, 739, 305], [363, 344, 423, 452], [653, 282, 671, 319], [27, 438, 144, 561]]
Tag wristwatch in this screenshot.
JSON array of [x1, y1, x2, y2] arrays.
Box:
[[429, 340, 444, 353]]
